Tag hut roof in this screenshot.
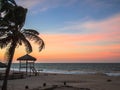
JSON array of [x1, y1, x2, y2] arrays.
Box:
[[0, 62, 7, 68], [17, 54, 36, 61]]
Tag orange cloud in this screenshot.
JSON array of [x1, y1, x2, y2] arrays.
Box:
[[0, 14, 120, 63], [0, 33, 120, 63], [31, 33, 120, 63], [0, 31, 120, 63]]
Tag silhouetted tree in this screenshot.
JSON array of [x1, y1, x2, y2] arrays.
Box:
[[0, 0, 45, 90]]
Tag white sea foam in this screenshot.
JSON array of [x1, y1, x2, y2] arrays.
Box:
[[105, 72, 120, 76], [10, 63, 120, 76]]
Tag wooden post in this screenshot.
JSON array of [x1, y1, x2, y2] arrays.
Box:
[[33, 61, 35, 68], [26, 60, 28, 76], [30, 62, 31, 76], [19, 60, 21, 72]]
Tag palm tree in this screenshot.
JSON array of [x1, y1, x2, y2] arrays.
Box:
[[0, 0, 45, 90]]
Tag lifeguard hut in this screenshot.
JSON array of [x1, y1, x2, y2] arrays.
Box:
[[17, 54, 37, 76]]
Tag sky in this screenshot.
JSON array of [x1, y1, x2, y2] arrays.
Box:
[[0, 0, 120, 63]]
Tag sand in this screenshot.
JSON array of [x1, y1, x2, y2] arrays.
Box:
[[0, 73, 120, 90]]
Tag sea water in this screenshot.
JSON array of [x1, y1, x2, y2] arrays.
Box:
[[11, 63, 120, 76]]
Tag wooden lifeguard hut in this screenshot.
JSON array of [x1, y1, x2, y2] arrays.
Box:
[[17, 54, 37, 76]]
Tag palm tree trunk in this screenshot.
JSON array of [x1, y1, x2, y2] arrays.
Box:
[[2, 42, 16, 90]]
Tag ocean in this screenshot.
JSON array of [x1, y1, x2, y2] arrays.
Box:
[[11, 63, 120, 76]]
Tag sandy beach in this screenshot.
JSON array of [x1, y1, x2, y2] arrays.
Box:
[[0, 73, 120, 90]]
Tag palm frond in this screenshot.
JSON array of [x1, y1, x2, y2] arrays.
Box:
[[4, 41, 16, 63], [0, 20, 9, 27], [8, 0, 17, 6], [0, 35, 12, 49], [0, 0, 7, 12], [21, 38, 32, 54], [22, 29, 39, 35], [39, 39, 45, 51], [0, 28, 9, 36], [1, 2, 16, 26], [23, 32, 45, 51], [0, 28, 9, 32], [4, 43, 12, 62], [18, 33, 32, 54], [14, 6, 27, 29]]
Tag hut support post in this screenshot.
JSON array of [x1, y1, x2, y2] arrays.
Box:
[[19, 60, 21, 72], [30, 63, 31, 76], [26, 60, 28, 76]]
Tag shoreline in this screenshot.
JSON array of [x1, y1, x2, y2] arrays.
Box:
[[1, 68, 120, 77], [0, 72, 120, 90], [10, 68, 120, 77]]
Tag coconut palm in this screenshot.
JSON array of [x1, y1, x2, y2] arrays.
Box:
[[0, 0, 45, 90]]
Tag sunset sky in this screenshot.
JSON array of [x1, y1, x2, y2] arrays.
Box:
[[0, 0, 120, 63]]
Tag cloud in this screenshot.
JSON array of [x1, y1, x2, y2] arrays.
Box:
[[82, 0, 120, 9], [56, 13, 120, 35], [16, 0, 120, 14], [16, 0, 43, 8], [1, 32, 120, 62], [7, 32, 119, 62], [16, 0, 78, 13], [27, 13, 120, 62], [32, 33, 120, 62], [83, 14, 120, 33]]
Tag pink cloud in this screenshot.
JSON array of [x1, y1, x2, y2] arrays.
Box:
[[59, 14, 120, 35], [83, 14, 120, 33], [1, 13, 120, 62], [1, 33, 120, 63]]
